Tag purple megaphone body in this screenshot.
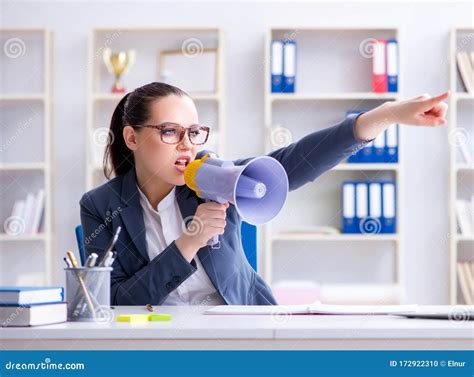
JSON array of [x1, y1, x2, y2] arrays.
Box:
[[185, 155, 289, 248]]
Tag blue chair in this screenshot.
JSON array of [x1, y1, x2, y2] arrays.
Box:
[[75, 222, 257, 271]]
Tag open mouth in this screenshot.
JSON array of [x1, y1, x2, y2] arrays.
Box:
[[174, 156, 191, 173], [174, 157, 190, 168]]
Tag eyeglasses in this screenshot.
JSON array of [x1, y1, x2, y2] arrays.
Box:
[[132, 123, 210, 145]]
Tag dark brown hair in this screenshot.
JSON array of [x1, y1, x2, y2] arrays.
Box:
[[103, 82, 189, 179]]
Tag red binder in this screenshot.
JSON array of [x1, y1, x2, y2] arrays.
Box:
[[372, 39, 387, 93]]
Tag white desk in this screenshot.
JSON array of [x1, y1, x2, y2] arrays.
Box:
[[1, 306, 473, 350]]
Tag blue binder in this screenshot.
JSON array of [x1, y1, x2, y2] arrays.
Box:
[[358, 141, 374, 163], [372, 131, 386, 163], [271, 40, 284, 93], [346, 110, 369, 163], [342, 181, 357, 233], [355, 182, 369, 233], [282, 41, 296, 93], [385, 124, 399, 163], [381, 181, 396, 233], [386, 39, 398, 93], [368, 182, 383, 234]]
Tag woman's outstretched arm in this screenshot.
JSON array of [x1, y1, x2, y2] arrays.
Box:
[[234, 92, 449, 191]]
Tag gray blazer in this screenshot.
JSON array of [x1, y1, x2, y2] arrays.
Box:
[[80, 114, 366, 305]]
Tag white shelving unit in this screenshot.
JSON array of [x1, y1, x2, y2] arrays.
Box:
[[448, 28, 474, 305], [0, 28, 53, 285], [263, 27, 404, 303], [86, 27, 225, 190]]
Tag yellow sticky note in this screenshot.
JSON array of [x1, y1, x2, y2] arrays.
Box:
[[148, 313, 172, 322], [116, 314, 149, 323]]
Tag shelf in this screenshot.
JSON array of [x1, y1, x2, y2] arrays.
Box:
[[270, 92, 399, 101], [332, 163, 400, 171], [448, 28, 474, 305], [455, 164, 474, 171], [456, 235, 474, 242], [454, 92, 474, 100], [0, 233, 46, 242], [87, 28, 225, 190], [0, 162, 46, 171], [264, 27, 403, 290], [93, 92, 220, 102], [0, 94, 45, 101], [272, 233, 399, 242]]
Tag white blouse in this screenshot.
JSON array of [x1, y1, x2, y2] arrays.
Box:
[[137, 184, 225, 306]]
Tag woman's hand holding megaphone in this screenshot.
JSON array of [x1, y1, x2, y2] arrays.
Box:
[[176, 201, 229, 261]]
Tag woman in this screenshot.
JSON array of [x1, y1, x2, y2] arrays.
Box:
[[80, 82, 448, 306]]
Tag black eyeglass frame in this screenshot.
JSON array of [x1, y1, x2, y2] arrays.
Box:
[[132, 123, 210, 145]]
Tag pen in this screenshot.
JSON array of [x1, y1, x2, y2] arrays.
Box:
[[63, 257, 73, 268], [66, 250, 97, 320], [85, 252, 98, 268], [98, 226, 121, 266], [105, 226, 121, 254]]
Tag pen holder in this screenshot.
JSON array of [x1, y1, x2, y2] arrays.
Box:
[[65, 267, 113, 322]]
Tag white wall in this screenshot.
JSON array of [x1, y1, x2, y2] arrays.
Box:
[[1, 0, 471, 304]]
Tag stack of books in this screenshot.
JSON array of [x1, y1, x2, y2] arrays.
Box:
[[5, 189, 45, 235], [0, 286, 66, 327], [456, 51, 474, 94], [456, 197, 474, 236], [457, 261, 474, 304]]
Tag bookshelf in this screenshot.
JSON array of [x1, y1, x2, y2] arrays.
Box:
[[263, 28, 404, 303], [0, 29, 53, 285], [448, 28, 474, 305], [86, 27, 226, 190]]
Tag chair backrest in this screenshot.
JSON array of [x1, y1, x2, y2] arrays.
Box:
[[76, 222, 258, 271], [241, 221, 257, 271]]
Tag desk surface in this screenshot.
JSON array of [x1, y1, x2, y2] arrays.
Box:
[[2, 306, 473, 350]]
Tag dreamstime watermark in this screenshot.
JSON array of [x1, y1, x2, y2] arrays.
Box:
[[4, 358, 85, 371], [83, 207, 122, 245], [359, 38, 378, 59], [448, 306, 471, 323], [0, 116, 35, 154], [448, 127, 470, 147], [94, 305, 115, 323], [181, 38, 204, 58], [359, 217, 382, 234], [270, 305, 291, 325], [3, 37, 26, 58], [92, 127, 114, 148], [270, 126, 293, 148], [1, 306, 26, 327], [91, 29, 123, 65], [3, 216, 26, 236], [282, 29, 300, 44], [182, 215, 204, 236]]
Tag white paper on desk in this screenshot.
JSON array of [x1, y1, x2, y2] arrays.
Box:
[[204, 304, 419, 316]]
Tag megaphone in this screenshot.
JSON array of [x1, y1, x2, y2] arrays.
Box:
[[184, 154, 289, 248]]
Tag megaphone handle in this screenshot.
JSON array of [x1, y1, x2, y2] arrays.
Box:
[[205, 199, 221, 249], [207, 236, 220, 249]]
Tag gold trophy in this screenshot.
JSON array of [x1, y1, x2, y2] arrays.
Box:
[[102, 48, 135, 93]]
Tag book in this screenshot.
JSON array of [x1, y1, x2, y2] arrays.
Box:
[[319, 284, 402, 305], [456, 199, 473, 235], [456, 51, 474, 94], [0, 302, 67, 327], [205, 303, 418, 316], [30, 189, 45, 234], [394, 305, 474, 320], [0, 286, 64, 305], [457, 261, 473, 305]]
